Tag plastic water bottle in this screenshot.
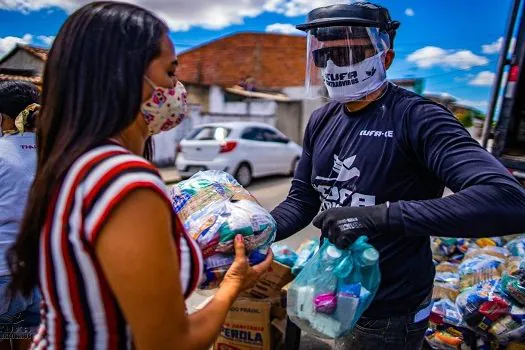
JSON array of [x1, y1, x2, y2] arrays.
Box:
[[313, 245, 343, 314], [355, 246, 380, 294]]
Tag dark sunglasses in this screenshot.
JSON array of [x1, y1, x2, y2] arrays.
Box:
[[312, 45, 377, 68]]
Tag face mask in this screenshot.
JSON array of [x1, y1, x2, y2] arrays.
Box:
[[321, 52, 387, 103], [141, 77, 188, 135]]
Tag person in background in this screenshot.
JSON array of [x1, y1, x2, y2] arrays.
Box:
[[0, 80, 41, 350], [271, 2, 525, 349], [7, 2, 272, 349]]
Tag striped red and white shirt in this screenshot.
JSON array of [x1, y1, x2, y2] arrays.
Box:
[[32, 143, 203, 349]]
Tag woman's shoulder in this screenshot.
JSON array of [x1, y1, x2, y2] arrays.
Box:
[[77, 143, 159, 174], [66, 143, 167, 201]]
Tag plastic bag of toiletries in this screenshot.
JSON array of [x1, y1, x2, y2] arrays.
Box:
[[291, 238, 319, 275], [287, 237, 380, 339]]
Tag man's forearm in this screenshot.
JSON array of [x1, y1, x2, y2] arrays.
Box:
[[271, 200, 318, 241], [389, 183, 525, 238]]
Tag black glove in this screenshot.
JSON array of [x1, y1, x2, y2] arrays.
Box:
[[312, 204, 389, 249]]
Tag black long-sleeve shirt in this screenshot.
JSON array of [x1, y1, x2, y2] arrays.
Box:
[[271, 83, 525, 318]]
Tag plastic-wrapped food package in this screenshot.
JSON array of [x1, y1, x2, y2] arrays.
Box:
[[432, 238, 475, 264], [434, 272, 461, 302], [436, 262, 460, 273], [456, 280, 525, 344], [169, 170, 276, 289], [476, 237, 504, 248], [457, 239, 477, 253], [506, 236, 525, 257], [425, 299, 470, 350], [503, 234, 525, 245], [464, 247, 511, 261], [425, 327, 467, 350], [459, 254, 505, 291], [432, 238, 460, 262], [291, 238, 319, 276], [430, 298, 463, 326], [287, 237, 380, 339], [506, 257, 525, 276], [271, 244, 298, 268], [500, 269, 525, 306]]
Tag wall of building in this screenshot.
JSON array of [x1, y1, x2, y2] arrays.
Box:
[[0, 51, 44, 72], [181, 84, 325, 145], [275, 101, 302, 144], [208, 85, 277, 115], [185, 84, 210, 112], [283, 86, 326, 144], [177, 33, 307, 89]]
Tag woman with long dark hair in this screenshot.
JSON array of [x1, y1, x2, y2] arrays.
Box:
[[8, 2, 272, 349], [0, 80, 41, 349]]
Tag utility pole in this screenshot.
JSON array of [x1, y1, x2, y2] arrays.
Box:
[[482, 0, 523, 147]]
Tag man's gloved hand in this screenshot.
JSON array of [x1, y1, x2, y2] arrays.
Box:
[[312, 204, 389, 249]]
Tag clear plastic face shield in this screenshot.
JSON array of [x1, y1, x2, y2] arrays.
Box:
[[305, 26, 391, 103]]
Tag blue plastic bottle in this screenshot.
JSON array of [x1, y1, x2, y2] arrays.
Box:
[[313, 245, 343, 314]]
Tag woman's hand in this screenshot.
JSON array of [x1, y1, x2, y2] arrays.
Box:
[[221, 234, 273, 294]]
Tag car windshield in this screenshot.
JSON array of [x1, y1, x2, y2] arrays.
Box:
[[186, 126, 231, 141]]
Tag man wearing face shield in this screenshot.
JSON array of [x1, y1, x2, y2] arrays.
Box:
[[271, 2, 525, 349]]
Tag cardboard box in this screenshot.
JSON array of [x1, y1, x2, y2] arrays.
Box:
[[213, 262, 293, 350], [270, 317, 287, 350], [247, 261, 294, 299], [508, 343, 525, 350], [280, 281, 292, 307], [214, 298, 273, 350]]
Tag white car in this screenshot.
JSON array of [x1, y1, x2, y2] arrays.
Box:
[[176, 122, 302, 186]]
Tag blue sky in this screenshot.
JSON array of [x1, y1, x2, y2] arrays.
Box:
[[0, 0, 517, 113]]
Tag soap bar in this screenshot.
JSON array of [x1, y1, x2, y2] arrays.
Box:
[[314, 293, 337, 314]]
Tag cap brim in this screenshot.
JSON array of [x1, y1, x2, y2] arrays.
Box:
[[296, 17, 381, 32]]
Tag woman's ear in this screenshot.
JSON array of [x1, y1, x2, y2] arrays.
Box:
[[384, 50, 395, 70]]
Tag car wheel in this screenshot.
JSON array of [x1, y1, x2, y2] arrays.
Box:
[[235, 163, 253, 187], [289, 157, 300, 176]]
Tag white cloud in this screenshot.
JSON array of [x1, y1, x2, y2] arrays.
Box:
[[456, 99, 489, 110], [0, 34, 32, 58], [0, 0, 370, 32], [407, 46, 489, 70], [469, 71, 495, 86], [482, 37, 517, 55], [264, 0, 338, 17], [265, 23, 303, 35], [0, 0, 274, 31], [263, 0, 286, 12], [37, 35, 55, 46], [405, 8, 415, 16]]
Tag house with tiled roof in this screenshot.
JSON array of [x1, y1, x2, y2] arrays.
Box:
[[177, 32, 326, 143], [0, 44, 48, 86]]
